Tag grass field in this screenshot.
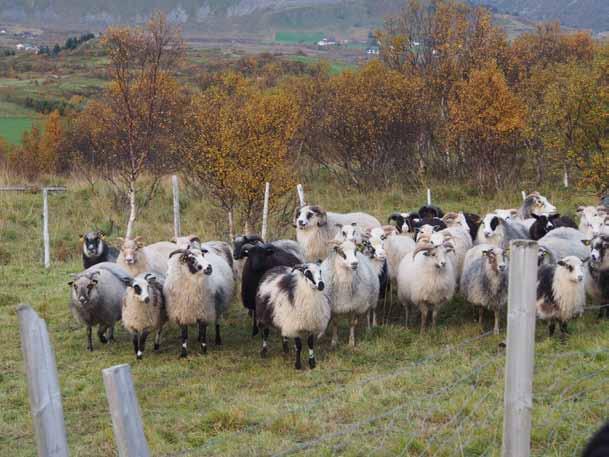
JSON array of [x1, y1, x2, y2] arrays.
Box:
[[0, 117, 34, 144], [275, 31, 325, 44], [1, 176, 607, 456]]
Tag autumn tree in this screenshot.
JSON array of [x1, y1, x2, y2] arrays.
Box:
[[179, 73, 299, 233], [76, 12, 184, 237]]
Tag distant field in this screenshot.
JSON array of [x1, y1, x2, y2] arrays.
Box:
[[288, 55, 355, 75], [275, 31, 325, 44], [0, 117, 34, 144]]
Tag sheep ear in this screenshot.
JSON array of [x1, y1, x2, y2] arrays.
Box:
[[582, 256, 590, 264], [581, 239, 591, 246], [351, 222, 357, 226], [317, 211, 328, 227], [490, 217, 500, 231], [482, 249, 490, 256], [335, 223, 343, 228], [68, 280, 74, 286], [576, 206, 585, 214], [100, 232, 106, 240], [90, 279, 98, 286], [557, 260, 566, 267], [121, 277, 133, 286], [79, 234, 84, 241], [531, 214, 540, 220]]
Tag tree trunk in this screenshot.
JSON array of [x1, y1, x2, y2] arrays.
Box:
[[125, 180, 137, 239]]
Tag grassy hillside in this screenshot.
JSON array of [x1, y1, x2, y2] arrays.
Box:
[[0, 175, 607, 456]]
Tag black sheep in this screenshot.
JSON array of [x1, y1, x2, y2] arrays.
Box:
[[583, 421, 609, 457], [529, 214, 578, 241], [418, 205, 444, 219], [463, 213, 482, 243], [81, 231, 119, 269], [241, 243, 301, 335]]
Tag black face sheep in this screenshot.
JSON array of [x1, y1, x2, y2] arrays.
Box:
[[584, 235, 609, 316], [293, 204, 381, 261], [81, 231, 119, 269], [529, 214, 578, 240], [241, 243, 302, 336], [460, 247, 509, 335], [233, 234, 304, 261], [117, 237, 177, 277], [418, 205, 444, 219], [388, 212, 421, 235], [163, 247, 234, 358], [462, 213, 482, 243], [536, 256, 586, 339], [122, 272, 167, 360], [68, 262, 131, 351], [397, 239, 457, 333], [256, 263, 331, 370], [321, 240, 380, 347]]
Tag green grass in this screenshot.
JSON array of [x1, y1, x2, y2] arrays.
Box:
[[0, 177, 606, 456], [275, 31, 325, 44], [287, 55, 355, 75], [0, 117, 34, 144]]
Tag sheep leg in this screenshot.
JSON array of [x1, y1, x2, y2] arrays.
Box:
[[367, 310, 371, 330], [198, 321, 208, 354], [307, 335, 316, 369], [493, 310, 500, 336], [420, 308, 428, 335], [294, 337, 303, 370], [548, 321, 556, 337], [252, 309, 259, 337], [136, 331, 149, 360], [260, 328, 269, 358], [331, 319, 338, 348], [478, 307, 484, 328], [180, 326, 188, 358], [132, 334, 139, 356], [282, 336, 290, 354], [108, 325, 115, 343], [560, 321, 570, 334], [403, 303, 409, 329], [372, 308, 378, 327], [215, 323, 222, 346], [97, 325, 108, 344], [154, 325, 163, 351], [431, 309, 438, 332], [349, 315, 358, 347], [86, 326, 93, 352]]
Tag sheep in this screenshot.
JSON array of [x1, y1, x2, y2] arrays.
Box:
[[397, 239, 457, 333], [418, 205, 444, 219], [294, 204, 381, 261], [475, 213, 529, 248], [68, 262, 131, 351], [538, 227, 590, 263], [175, 235, 235, 271], [321, 240, 380, 347], [518, 192, 557, 220], [163, 247, 234, 357], [388, 212, 421, 236], [583, 420, 609, 457], [601, 195, 609, 209], [440, 212, 474, 278], [122, 272, 167, 360], [334, 222, 366, 244], [529, 214, 578, 240], [233, 234, 303, 261], [577, 206, 608, 238], [383, 232, 416, 281], [460, 247, 509, 335], [536, 256, 586, 339], [463, 212, 482, 243], [241, 243, 302, 336], [584, 235, 609, 316], [256, 263, 331, 369], [80, 231, 119, 269], [361, 232, 389, 327], [117, 237, 177, 277]]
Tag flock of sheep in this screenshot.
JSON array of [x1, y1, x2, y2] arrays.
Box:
[[68, 192, 609, 369]]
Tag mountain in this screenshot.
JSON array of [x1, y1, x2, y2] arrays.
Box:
[[470, 0, 609, 32]]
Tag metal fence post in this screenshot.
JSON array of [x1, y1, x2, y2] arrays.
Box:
[[17, 304, 69, 457], [102, 364, 150, 457], [502, 239, 538, 457], [172, 175, 181, 240]]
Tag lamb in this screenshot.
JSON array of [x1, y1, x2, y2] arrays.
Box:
[[117, 237, 176, 277], [538, 227, 590, 263], [536, 256, 586, 339], [241, 243, 302, 336], [475, 213, 529, 248], [321, 240, 379, 347], [256, 263, 331, 369], [294, 204, 380, 261], [163, 247, 234, 357], [122, 272, 167, 360], [80, 231, 119, 269], [397, 239, 457, 333], [529, 214, 578, 240], [584, 235, 609, 316], [68, 262, 131, 351], [460, 247, 509, 335], [361, 232, 389, 327]]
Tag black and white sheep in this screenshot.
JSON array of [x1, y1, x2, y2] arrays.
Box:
[[68, 262, 131, 351], [256, 262, 331, 369], [460, 246, 509, 335], [475, 213, 529, 248], [163, 247, 234, 357], [536, 256, 586, 339], [81, 231, 119, 269], [418, 205, 444, 219], [122, 272, 167, 360], [529, 214, 578, 240], [241, 243, 302, 336], [321, 240, 380, 347], [117, 237, 177, 277], [294, 204, 380, 261], [388, 212, 421, 236], [584, 235, 609, 317], [361, 229, 390, 327], [397, 239, 457, 333]]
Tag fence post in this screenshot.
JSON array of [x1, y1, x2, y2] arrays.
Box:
[[563, 166, 569, 188], [426, 188, 431, 206], [261, 182, 270, 240], [102, 364, 150, 457], [521, 191, 527, 202], [502, 239, 538, 457], [228, 210, 234, 240], [297, 184, 306, 207], [172, 175, 181, 240], [42, 188, 50, 269], [17, 304, 69, 457]]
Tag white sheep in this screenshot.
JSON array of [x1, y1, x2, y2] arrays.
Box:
[[397, 239, 457, 333], [117, 237, 176, 277], [256, 263, 331, 369], [122, 272, 167, 360], [294, 205, 380, 261], [321, 240, 380, 347], [361, 230, 390, 327], [163, 247, 234, 357]]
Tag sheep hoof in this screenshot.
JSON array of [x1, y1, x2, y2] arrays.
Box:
[[201, 344, 207, 354], [282, 342, 289, 354], [87, 345, 93, 352], [153, 343, 160, 351], [136, 353, 143, 361], [295, 360, 303, 370], [99, 335, 108, 344], [308, 357, 316, 369], [215, 336, 222, 346], [260, 347, 268, 358], [180, 348, 188, 358]]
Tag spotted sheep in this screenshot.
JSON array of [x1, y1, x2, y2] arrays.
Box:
[[293, 204, 381, 262], [536, 256, 587, 339], [475, 212, 529, 248], [163, 247, 234, 357], [321, 239, 379, 347], [256, 262, 331, 370], [81, 231, 119, 269], [529, 213, 578, 241]]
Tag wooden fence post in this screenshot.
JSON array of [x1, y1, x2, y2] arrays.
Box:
[[297, 184, 306, 207], [261, 182, 270, 240], [502, 239, 538, 457], [521, 191, 527, 202], [426, 188, 431, 206], [17, 304, 69, 457], [172, 176, 181, 240], [228, 210, 234, 240], [102, 364, 150, 457], [42, 188, 50, 269]]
